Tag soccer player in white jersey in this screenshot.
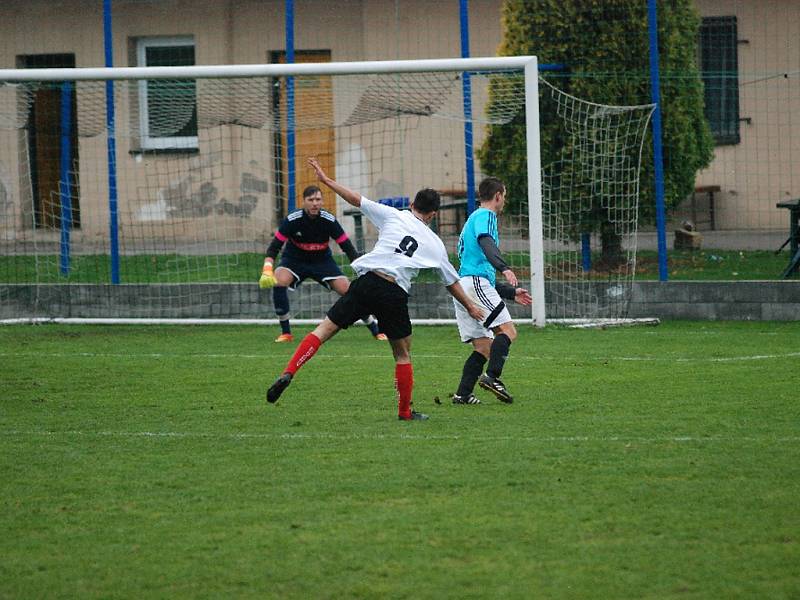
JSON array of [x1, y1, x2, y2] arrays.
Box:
[[266, 157, 484, 421], [452, 177, 532, 405]]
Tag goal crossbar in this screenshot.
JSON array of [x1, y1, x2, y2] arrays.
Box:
[[0, 56, 536, 82]]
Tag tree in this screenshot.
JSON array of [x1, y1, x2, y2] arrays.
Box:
[[480, 0, 714, 268]]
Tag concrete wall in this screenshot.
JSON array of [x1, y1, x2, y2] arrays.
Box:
[[2, 281, 798, 321], [628, 281, 800, 321]]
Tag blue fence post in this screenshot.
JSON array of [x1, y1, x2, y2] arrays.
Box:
[[459, 0, 476, 215], [648, 0, 669, 281], [285, 0, 296, 213], [104, 0, 121, 284], [58, 81, 73, 276], [581, 233, 592, 272]]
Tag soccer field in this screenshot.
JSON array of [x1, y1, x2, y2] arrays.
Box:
[[2, 321, 798, 598]]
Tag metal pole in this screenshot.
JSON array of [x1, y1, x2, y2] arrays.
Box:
[[459, 0, 476, 215], [581, 233, 592, 272], [59, 82, 73, 276], [0, 57, 541, 81], [524, 58, 546, 327], [648, 0, 669, 281], [104, 0, 121, 284], [285, 0, 296, 213]]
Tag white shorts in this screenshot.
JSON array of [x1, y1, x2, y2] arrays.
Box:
[[453, 275, 512, 343]]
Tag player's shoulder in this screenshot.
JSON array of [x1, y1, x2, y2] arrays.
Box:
[[319, 210, 337, 222], [417, 218, 449, 253], [467, 207, 495, 227], [287, 209, 304, 221]]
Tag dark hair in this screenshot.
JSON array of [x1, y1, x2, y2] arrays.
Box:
[[302, 185, 322, 199], [412, 188, 441, 214], [478, 177, 505, 202]]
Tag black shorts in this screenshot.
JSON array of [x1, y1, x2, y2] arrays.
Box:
[[327, 271, 411, 340], [276, 255, 346, 290]]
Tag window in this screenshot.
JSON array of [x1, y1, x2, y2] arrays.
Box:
[[699, 16, 740, 145], [136, 37, 197, 150]]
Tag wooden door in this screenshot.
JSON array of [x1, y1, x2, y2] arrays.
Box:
[[273, 50, 336, 214], [21, 53, 80, 229]]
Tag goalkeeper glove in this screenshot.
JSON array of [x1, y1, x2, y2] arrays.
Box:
[[259, 260, 277, 289]]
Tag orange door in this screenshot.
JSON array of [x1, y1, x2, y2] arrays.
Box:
[[274, 50, 336, 214]]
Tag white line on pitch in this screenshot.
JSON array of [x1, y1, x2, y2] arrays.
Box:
[[2, 351, 800, 363], [1, 430, 798, 443], [615, 352, 800, 362]]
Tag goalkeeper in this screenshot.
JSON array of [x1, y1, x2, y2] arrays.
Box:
[[451, 177, 531, 405], [259, 184, 386, 342]]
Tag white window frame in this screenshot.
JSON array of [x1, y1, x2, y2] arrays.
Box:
[[136, 36, 198, 150]]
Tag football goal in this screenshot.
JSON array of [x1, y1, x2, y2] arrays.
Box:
[[0, 57, 654, 327]]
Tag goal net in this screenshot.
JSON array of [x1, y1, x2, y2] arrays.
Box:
[[0, 58, 653, 326], [537, 80, 655, 324]]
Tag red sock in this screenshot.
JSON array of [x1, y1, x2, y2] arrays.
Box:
[[395, 363, 413, 419], [285, 333, 321, 376]]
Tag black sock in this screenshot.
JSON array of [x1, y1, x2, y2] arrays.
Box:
[[457, 351, 487, 397], [274, 287, 291, 334], [486, 334, 512, 379]]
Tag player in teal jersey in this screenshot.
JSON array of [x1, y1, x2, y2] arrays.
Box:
[[452, 177, 531, 405]]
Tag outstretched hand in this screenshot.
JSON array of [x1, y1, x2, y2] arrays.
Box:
[[502, 269, 518, 288], [514, 288, 533, 306], [307, 156, 362, 208], [308, 157, 327, 182]]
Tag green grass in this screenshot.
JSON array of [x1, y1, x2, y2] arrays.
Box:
[[2, 322, 799, 598], [635, 250, 791, 280]]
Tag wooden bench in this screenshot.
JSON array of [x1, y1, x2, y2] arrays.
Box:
[[776, 198, 800, 278]]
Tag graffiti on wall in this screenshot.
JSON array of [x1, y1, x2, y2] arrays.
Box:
[[137, 164, 268, 222]]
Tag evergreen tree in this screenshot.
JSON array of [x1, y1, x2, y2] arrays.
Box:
[[480, 0, 714, 267]]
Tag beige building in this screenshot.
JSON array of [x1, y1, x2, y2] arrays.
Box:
[[693, 0, 799, 231], [0, 0, 796, 253]]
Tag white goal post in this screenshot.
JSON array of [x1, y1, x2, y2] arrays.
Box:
[[0, 56, 653, 327], [0, 57, 537, 81]]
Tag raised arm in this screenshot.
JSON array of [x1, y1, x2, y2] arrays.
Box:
[[308, 157, 361, 208]]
